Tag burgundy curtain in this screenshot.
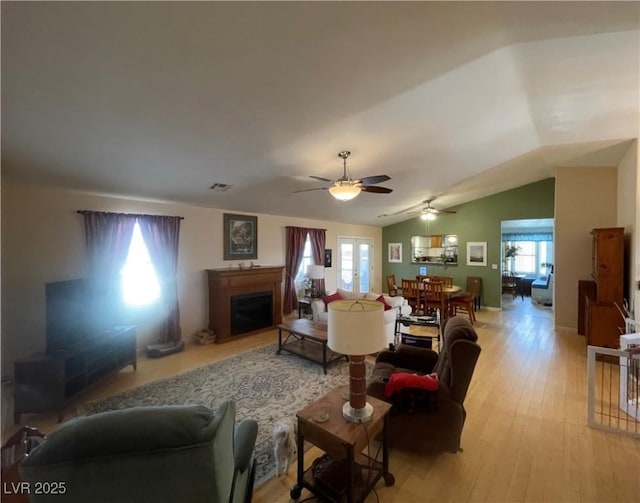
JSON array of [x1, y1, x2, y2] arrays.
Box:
[[81, 211, 136, 328], [138, 215, 183, 343], [284, 226, 308, 314], [308, 228, 327, 295]]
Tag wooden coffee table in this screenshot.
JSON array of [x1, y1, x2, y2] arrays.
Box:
[[277, 319, 346, 374]]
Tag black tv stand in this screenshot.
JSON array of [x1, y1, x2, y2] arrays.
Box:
[[14, 325, 137, 423]]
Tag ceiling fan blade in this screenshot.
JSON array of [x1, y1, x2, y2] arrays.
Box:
[[360, 185, 393, 194], [433, 209, 457, 214], [309, 175, 333, 182], [293, 187, 328, 194], [356, 174, 390, 185]]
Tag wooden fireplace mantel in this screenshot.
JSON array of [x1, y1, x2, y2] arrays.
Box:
[[206, 266, 284, 343]]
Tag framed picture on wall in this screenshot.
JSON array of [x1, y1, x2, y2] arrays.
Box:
[[467, 242, 487, 266], [223, 213, 257, 260], [324, 249, 332, 268], [388, 243, 402, 263]]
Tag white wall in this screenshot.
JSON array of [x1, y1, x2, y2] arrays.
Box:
[[554, 167, 618, 329], [617, 139, 640, 316], [1, 184, 381, 374]]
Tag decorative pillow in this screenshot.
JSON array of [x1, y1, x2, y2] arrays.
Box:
[[322, 292, 343, 307], [376, 295, 393, 311], [384, 372, 438, 399], [382, 295, 403, 308]]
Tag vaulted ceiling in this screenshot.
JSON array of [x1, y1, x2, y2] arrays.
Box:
[[2, 2, 638, 225]]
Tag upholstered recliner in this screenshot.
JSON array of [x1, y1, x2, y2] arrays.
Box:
[[20, 402, 258, 503], [367, 316, 481, 454]]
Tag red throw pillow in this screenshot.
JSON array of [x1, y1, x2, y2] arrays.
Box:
[[376, 295, 393, 311], [384, 372, 438, 399], [322, 292, 343, 307]]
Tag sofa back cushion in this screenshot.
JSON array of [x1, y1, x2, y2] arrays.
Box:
[[336, 288, 365, 300]]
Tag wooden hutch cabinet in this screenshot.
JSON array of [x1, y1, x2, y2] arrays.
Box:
[[585, 227, 625, 349]]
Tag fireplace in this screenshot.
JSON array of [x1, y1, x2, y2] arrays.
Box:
[[207, 266, 284, 343], [230, 291, 273, 336]]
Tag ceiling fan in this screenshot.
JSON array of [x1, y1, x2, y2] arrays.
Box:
[[406, 199, 457, 220], [293, 150, 393, 201]]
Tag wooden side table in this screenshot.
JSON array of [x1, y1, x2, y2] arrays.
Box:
[[297, 297, 313, 319], [291, 385, 394, 502]]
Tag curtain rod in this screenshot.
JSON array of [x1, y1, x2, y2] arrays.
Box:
[[285, 225, 327, 231], [76, 210, 184, 220]]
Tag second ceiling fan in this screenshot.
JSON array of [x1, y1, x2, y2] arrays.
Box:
[[406, 199, 457, 220], [294, 150, 393, 201]]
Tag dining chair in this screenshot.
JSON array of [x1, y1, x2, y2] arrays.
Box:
[[423, 280, 447, 323], [465, 276, 482, 310], [387, 274, 400, 296], [501, 273, 518, 299], [418, 275, 453, 288], [401, 279, 420, 313], [434, 276, 453, 288], [449, 277, 481, 323]]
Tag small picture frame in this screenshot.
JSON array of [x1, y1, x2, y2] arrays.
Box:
[[223, 213, 257, 260], [324, 249, 332, 268], [467, 242, 487, 266], [388, 243, 402, 263]]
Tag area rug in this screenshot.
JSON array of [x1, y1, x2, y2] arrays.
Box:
[[77, 343, 370, 487]]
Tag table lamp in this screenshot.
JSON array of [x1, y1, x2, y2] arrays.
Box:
[[306, 264, 324, 298], [327, 299, 386, 422]]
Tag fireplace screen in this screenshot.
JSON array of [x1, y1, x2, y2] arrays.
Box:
[[230, 291, 273, 336]]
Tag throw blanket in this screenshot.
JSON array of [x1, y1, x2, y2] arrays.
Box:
[[384, 372, 438, 399]]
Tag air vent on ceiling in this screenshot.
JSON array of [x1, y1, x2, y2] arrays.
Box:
[[209, 183, 232, 192]]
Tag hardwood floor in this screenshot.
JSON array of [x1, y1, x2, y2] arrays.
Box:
[[6, 299, 640, 502]]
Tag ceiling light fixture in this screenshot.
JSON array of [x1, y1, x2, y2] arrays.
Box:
[[329, 182, 361, 201], [329, 151, 361, 201], [420, 212, 437, 221]]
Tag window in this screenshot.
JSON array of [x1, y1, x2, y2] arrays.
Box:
[[295, 235, 313, 283], [120, 222, 161, 306], [506, 240, 553, 275]]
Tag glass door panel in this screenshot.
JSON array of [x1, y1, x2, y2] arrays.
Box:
[[337, 238, 373, 294]]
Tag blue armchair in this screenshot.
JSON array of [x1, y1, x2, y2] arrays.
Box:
[[532, 272, 554, 304]]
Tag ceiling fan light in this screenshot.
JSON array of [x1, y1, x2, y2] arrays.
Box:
[[421, 212, 436, 221], [329, 184, 361, 201]]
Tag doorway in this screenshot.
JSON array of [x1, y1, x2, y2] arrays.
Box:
[[500, 218, 554, 310], [337, 237, 374, 294]]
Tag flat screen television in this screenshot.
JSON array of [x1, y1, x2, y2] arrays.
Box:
[[45, 279, 91, 354]]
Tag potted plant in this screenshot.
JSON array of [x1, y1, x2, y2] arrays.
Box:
[[503, 245, 520, 272]]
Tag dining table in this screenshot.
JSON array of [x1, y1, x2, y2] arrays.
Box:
[[414, 280, 463, 318]]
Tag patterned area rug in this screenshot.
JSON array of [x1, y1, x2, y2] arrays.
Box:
[[78, 343, 369, 487]]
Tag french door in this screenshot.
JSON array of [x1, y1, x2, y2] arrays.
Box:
[[337, 237, 373, 294]]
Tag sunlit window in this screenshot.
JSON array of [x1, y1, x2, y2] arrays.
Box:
[[295, 235, 313, 282], [507, 240, 553, 275], [120, 222, 161, 306]]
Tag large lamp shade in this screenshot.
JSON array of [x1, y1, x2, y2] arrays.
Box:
[[327, 299, 386, 422], [306, 264, 324, 298], [306, 265, 325, 280], [328, 300, 386, 355]]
